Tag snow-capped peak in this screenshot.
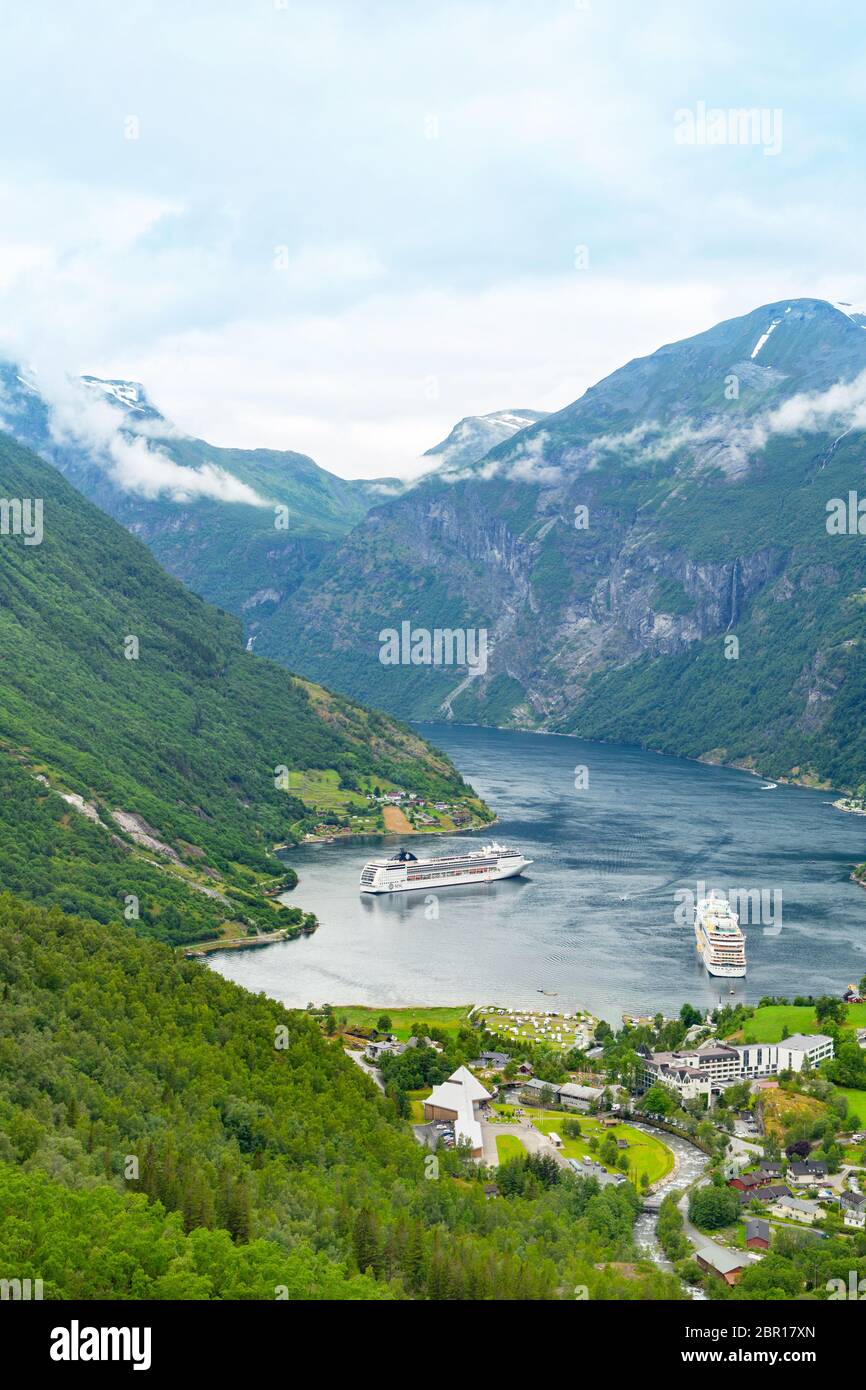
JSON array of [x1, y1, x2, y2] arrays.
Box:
[[81, 376, 151, 412], [831, 300, 866, 327]]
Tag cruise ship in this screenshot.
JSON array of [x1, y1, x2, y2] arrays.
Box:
[[694, 893, 747, 978], [359, 842, 532, 894]]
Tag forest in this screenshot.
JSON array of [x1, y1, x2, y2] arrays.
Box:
[[0, 892, 682, 1300]]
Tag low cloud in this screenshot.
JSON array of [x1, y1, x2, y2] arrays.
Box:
[[572, 368, 866, 480], [40, 372, 270, 505], [760, 369, 866, 438]]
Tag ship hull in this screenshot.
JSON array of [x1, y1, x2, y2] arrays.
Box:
[[700, 959, 747, 979], [695, 933, 746, 978]]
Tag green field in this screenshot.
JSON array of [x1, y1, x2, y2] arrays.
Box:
[[737, 1002, 866, 1044], [335, 1004, 472, 1040], [407, 1088, 428, 1123], [505, 1107, 674, 1188], [496, 1135, 526, 1163], [837, 1088, 866, 1127]]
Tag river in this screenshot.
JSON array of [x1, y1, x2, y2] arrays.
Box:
[[208, 723, 866, 1021]]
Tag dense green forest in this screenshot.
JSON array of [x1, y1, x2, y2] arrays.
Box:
[[0, 432, 483, 943], [0, 894, 681, 1300]]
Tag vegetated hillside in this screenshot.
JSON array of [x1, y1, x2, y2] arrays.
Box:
[[0, 433, 483, 944], [0, 894, 683, 1300], [264, 299, 866, 791]]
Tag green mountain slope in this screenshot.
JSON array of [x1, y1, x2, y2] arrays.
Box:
[[0, 432, 484, 944], [0, 893, 683, 1300]]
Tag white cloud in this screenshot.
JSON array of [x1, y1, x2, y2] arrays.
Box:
[[38, 370, 269, 504]]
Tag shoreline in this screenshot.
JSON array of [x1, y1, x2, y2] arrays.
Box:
[[416, 719, 846, 798]]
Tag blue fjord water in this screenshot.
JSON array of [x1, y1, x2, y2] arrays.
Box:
[[208, 723, 866, 1022]]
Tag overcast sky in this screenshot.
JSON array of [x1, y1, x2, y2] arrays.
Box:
[[1, 0, 865, 479]]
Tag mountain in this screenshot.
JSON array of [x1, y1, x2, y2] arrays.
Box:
[[0, 430, 487, 945], [0, 364, 402, 627], [420, 408, 547, 474], [0, 367, 546, 652], [262, 298, 866, 791]]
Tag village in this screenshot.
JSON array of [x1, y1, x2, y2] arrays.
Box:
[[289, 770, 488, 842], [332, 988, 866, 1295]]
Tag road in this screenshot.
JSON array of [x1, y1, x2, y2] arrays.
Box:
[[344, 1048, 385, 1092]]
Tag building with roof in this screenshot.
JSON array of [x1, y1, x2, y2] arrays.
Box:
[[641, 1033, 834, 1100], [739, 1182, 790, 1206], [365, 1038, 405, 1061], [558, 1082, 604, 1112], [695, 1244, 748, 1285], [471, 1051, 511, 1070], [423, 1066, 491, 1158], [757, 1161, 785, 1179], [730, 1170, 771, 1193], [772, 1196, 820, 1224], [519, 1078, 561, 1104], [745, 1218, 770, 1250], [788, 1160, 828, 1188], [841, 1192, 866, 1229]]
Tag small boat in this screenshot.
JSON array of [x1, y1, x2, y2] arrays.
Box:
[[760, 782, 777, 790]]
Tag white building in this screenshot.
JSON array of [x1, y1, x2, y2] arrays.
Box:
[[642, 1033, 834, 1100], [738, 1034, 834, 1078], [842, 1193, 866, 1229], [423, 1066, 491, 1158]]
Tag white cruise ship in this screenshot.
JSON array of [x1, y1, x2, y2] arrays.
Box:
[[694, 893, 747, 978], [359, 842, 532, 894]]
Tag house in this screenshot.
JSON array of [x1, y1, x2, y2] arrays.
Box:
[[843, 983, 864, 1004], [516, 1061, 534, 1076], [788, 1161, 828, 1188], [695, 1244, 748, 1285], [841, 1192, 866, 1229], [365, 1039, 405, 1061], [772, 1196, 820, 1225], [471, 1051, 510, 1070], [729, 1171, 770, 1193], [757, 1161, 785, 1179], [558, 1082, 604, 1112], [745, 1218, 770, 1250], [423, 1066, 492, 1159], [740, 1183, 790, 1206]]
